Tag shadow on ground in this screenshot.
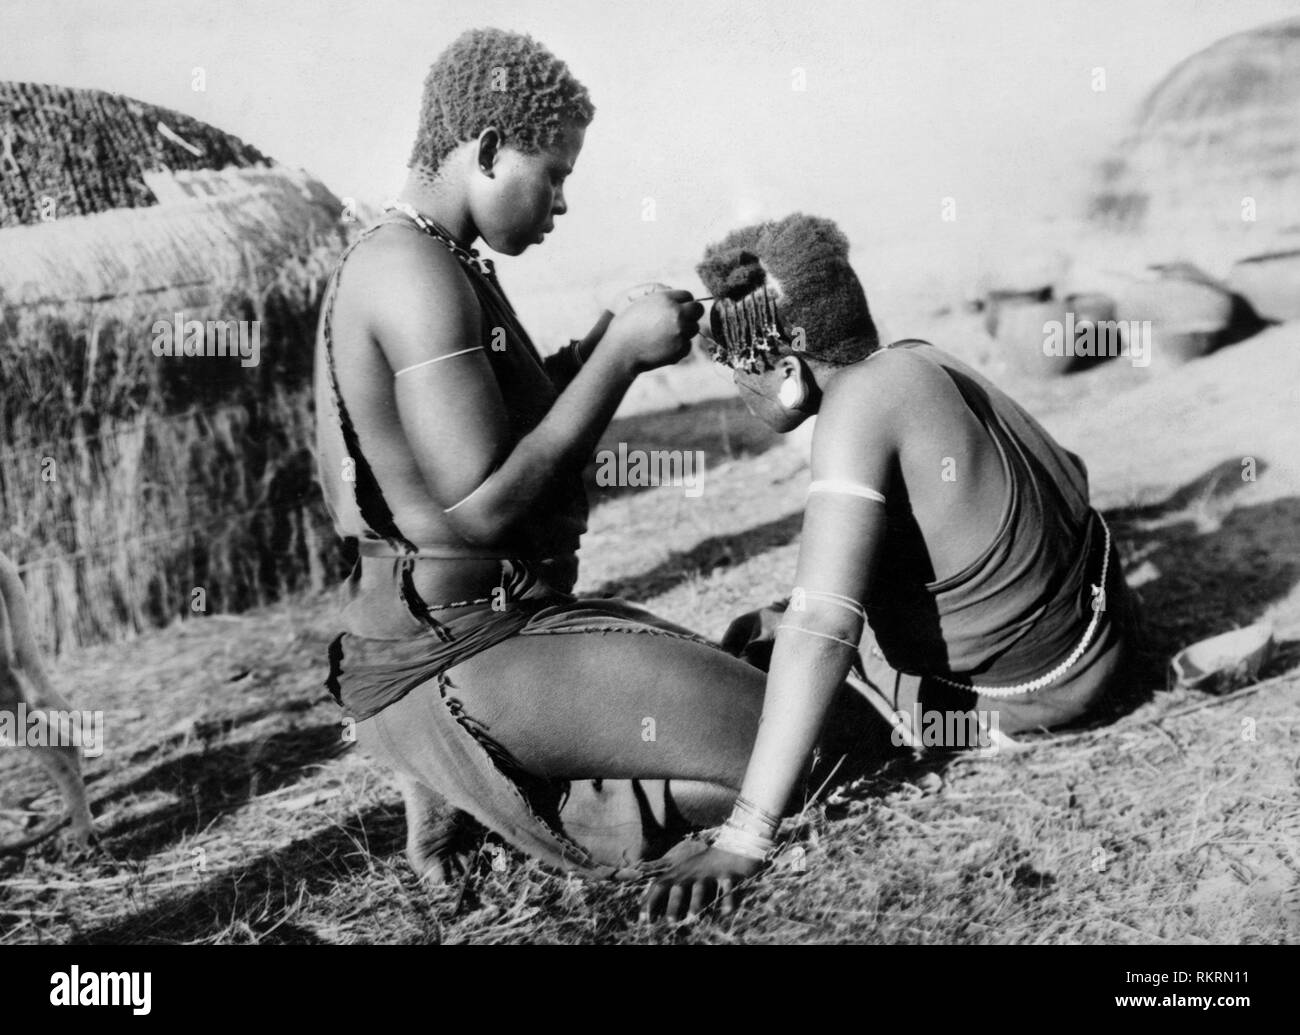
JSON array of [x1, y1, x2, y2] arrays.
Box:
[[93, 723, 345, 859], [586, 395, 780, 503], [72, 801, 406, 944], [1106, 458, 1300, 678], [586, 511, 802, 600]]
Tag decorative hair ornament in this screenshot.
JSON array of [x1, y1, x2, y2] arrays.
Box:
[[706, 286, 786, 374]]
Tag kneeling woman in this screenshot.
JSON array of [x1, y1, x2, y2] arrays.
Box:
[[644, 214, 1136, 918], [319, 28, 784, 896]]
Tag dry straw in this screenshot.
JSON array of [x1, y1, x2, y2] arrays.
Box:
[[0, 236, 347, 653], [0, 82, 354, 653]]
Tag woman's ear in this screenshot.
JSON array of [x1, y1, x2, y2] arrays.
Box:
[[475, 127, 502, 176], [776, 356, 807, 410]]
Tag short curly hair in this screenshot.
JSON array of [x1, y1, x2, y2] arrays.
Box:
[[410, 28, 595, 171], [697, 213, 879, 368]]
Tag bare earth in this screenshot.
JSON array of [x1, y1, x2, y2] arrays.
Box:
[[2, 317, 1297, 944]]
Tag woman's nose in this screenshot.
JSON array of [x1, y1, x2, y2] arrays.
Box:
[[552, 187, 567, 215]]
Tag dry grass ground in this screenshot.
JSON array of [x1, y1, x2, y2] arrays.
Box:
[[1, 317, 1297, 944]]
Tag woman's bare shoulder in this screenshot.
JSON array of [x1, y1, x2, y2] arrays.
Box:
[[338, 224, 483, 356], [343, 225, 470, 305], [812, 347, 957, 465], [820, 346, 945, 421]]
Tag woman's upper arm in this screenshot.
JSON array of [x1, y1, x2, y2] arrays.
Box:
[[362, 236, 513, 514], [790, 374, 900, 608]]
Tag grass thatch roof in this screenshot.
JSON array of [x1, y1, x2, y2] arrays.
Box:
[[1087, 16, 1300, 259], [0, 166, 343, 309], [0, 81, 271, 228], [0, 83, 343, 310]]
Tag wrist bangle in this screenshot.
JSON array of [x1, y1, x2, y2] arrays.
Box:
[[712, 820, 775, 862], [731, 794, 781, 834]]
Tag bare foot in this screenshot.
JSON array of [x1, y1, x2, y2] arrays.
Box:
[[398, 774, 479, 886]]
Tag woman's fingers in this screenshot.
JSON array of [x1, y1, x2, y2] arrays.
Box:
[[641, 858, 753, 923], [642, 877, 706, 922], [665, 881, 689, 920], [640, 879, 669, 922], [677, 303, 704, 346], [717, 877, 736, 916], [687, 877, 714, 919]]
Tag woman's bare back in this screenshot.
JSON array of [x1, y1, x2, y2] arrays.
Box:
[[815, 344, 1012, 586]]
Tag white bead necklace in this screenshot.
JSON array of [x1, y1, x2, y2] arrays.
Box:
[[927, 513, 1113, 699]]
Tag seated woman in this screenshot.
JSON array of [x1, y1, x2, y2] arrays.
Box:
[[641, 213, 1138, 919], [316, 28, 785, 887]]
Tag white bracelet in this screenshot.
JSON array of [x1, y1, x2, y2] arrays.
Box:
[[712, 822, 775, 862], [776, 623, 860, 651], [443, 474, 492, 514], [790, 588, 867, 622]]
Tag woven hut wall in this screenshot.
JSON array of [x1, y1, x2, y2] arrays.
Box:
[[0, 83, 348, 652]]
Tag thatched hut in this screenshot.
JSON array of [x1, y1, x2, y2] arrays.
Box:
[[1087, 16, 1300, 263], [0, 82, 348, 651], [0, 81, 343, 309]]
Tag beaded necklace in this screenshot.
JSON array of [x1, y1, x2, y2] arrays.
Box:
[[927, 514, 1112, 698], [381, 199, 497, 279]]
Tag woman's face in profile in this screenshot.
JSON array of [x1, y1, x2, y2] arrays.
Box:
[[732, 365, 777, 421], [705, 302, 813, 433], [474, 121, 585, 256], [732, 364, 812, 434]]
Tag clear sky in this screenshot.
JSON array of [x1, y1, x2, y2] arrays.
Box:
[[4, 0, 1296, 298]]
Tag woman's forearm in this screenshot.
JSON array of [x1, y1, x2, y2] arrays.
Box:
[[542, 312, 614, 387], [576, 310, 614, 362], [441, 290, 699, 542], [445, 345, 636, 541], [736, 631, 857, 820]]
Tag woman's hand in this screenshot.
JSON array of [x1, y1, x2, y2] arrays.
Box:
[[570, 284, 674, 368], [640, 845, 764, 922], [603, 289, 703, 373], [604, 281, 672, 317]]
